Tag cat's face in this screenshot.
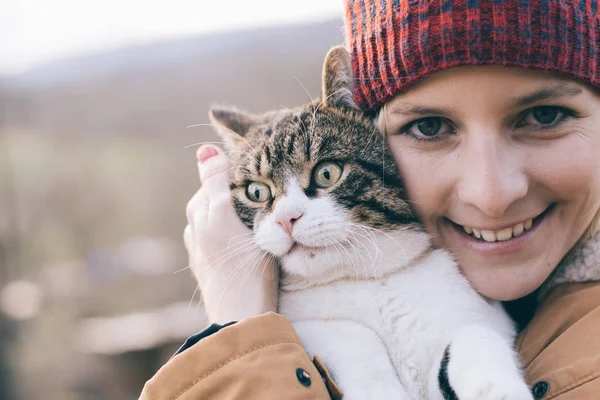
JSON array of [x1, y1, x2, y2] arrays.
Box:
[[209, 46, 425, 279], [213, 104, 422, 278]]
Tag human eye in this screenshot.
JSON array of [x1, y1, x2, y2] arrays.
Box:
[[516, 106, 574, 129], [400, 117, 455, 141]]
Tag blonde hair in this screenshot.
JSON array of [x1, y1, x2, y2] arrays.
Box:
[[376, 104, 391, 137]]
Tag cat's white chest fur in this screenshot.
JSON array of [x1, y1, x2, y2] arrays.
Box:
[[279, 249, 528, 400]]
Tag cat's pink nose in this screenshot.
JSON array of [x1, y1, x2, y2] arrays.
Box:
[[275, 210, 304, 234]]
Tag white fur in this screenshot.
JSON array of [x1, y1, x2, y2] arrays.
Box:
[[254, 180, 533, 399]]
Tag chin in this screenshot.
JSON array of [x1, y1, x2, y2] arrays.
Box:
[[282, 246, 354, 279], [465, 263, 552, 301]]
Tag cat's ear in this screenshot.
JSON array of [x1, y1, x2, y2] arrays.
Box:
[[322, 45, 359, 110], [208, 106, 257, 149]]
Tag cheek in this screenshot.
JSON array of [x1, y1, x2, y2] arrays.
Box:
[[531, 134, 600, 214], [254, 213, 294, 256], [388, 137, 452, 226]]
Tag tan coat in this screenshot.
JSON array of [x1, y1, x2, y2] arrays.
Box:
[[140, 239, 600, 400]]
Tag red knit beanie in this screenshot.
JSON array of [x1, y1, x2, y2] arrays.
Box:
[[345, 0, 600, 112]]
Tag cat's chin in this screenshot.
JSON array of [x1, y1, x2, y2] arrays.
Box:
[[282, 244, 358, 280]]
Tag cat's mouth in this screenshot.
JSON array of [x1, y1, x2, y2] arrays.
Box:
[[286, 241, 325, 258]]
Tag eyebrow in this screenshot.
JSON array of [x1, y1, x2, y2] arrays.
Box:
[[387, 82, 584, 119], [388, 105, 453, 118], [512, 83, 583, 107]]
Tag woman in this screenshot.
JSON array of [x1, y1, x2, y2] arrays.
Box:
[[141, 1, 600, 399]]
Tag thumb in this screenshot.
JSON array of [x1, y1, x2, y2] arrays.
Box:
[[196, 145, 232, 192]]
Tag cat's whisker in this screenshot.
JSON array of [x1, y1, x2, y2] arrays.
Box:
[[263, 254, 277, 279], [207, 236, 256, 256], [203, 246, 259, 285], [234, 254, 261, 305], [328, 239, 354, 279], [314, 87, 346, 114], [338, 233, 369, 278], [298, 113, 309, 138], [347, 226, 380, 253], [346, 230, 379, 275], [212, 254, 256, 310], [187, 284, 200, 312], [347, 224, 386, 268], [214, 247, 264, 311], [306, 87, 348, 149], [235, 250, 270, 305], [173, 265, 192, 275], [202, 242, 260, 284], [202, 244, 252, 264], [184, 139, 256, 160], [183, 140, 229, 149], [350, 223, 410, 261], [203, 240, 257, 266], [330, 235, 361, 280], [347, 231, 377, 277], [186, 123, 253, 149], [366, 119, 383, 149], [226, 233, 256, 249], [292, 75, 315, 104]]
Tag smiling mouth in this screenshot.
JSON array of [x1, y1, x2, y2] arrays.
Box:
[[453, 205, 554, 243]]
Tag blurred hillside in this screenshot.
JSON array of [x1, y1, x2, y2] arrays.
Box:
[[0, 19, 344, 400]]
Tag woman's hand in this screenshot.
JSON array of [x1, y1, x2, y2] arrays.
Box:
[[184, 145, 279, 324]]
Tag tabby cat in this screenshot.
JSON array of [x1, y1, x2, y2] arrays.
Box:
[[207, 46, 533, 400]]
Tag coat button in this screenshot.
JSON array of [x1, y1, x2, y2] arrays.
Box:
[[532, 381, 549, 399], [296, 368, 312, 387]]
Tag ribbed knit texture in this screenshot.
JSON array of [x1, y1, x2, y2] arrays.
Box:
[[345, 0, 600, 111]]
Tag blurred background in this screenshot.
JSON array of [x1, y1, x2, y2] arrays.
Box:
[[0, 1, 344, 398]]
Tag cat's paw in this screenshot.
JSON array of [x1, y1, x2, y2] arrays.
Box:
[[448, 366, 533, 400], [442, 325, 534, 400]]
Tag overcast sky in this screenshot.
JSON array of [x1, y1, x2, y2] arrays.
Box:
[[1, 0, 343, 75]]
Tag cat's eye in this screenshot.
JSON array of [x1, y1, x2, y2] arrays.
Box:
[[246, 182, 271, 202], [313, 161, 343, 188]]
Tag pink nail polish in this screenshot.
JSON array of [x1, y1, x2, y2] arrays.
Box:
[[197, 146, 218, 163]]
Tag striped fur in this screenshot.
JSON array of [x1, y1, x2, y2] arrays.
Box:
[[205, 47, 533, 399], [211, 102, 420, 233]]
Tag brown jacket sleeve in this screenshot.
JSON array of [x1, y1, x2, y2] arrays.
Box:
[[517, 282, 600, 399], [139, 312, 337, 400], [140, 283, 600, 400]]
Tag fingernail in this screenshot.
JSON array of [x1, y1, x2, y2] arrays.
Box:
[[197, 146, 218, 163]]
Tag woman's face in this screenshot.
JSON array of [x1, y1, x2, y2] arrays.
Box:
[[383, 66, 600, 301]]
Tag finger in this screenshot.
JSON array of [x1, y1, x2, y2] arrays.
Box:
[[186, 188, 206, 243], [183, 224, 194, 265], [196, 145, 232, 193]]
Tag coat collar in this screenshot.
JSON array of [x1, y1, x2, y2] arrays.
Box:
[[539, 233, 600, 299]]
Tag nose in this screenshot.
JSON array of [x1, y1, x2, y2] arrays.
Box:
[[274, 209, 304, 234], [457, 135, 528, 218]]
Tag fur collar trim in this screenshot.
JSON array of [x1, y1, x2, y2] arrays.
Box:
[[539, 234, 600, 299]]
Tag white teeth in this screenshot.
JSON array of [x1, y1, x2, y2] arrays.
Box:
[[513, 223, 524, 237], [496, 227, 513, 241], [481, 230, 496, 242], [462, 218, 535, 242]]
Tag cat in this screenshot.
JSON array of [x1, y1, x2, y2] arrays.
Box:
[[207, 46, 534, 400]]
